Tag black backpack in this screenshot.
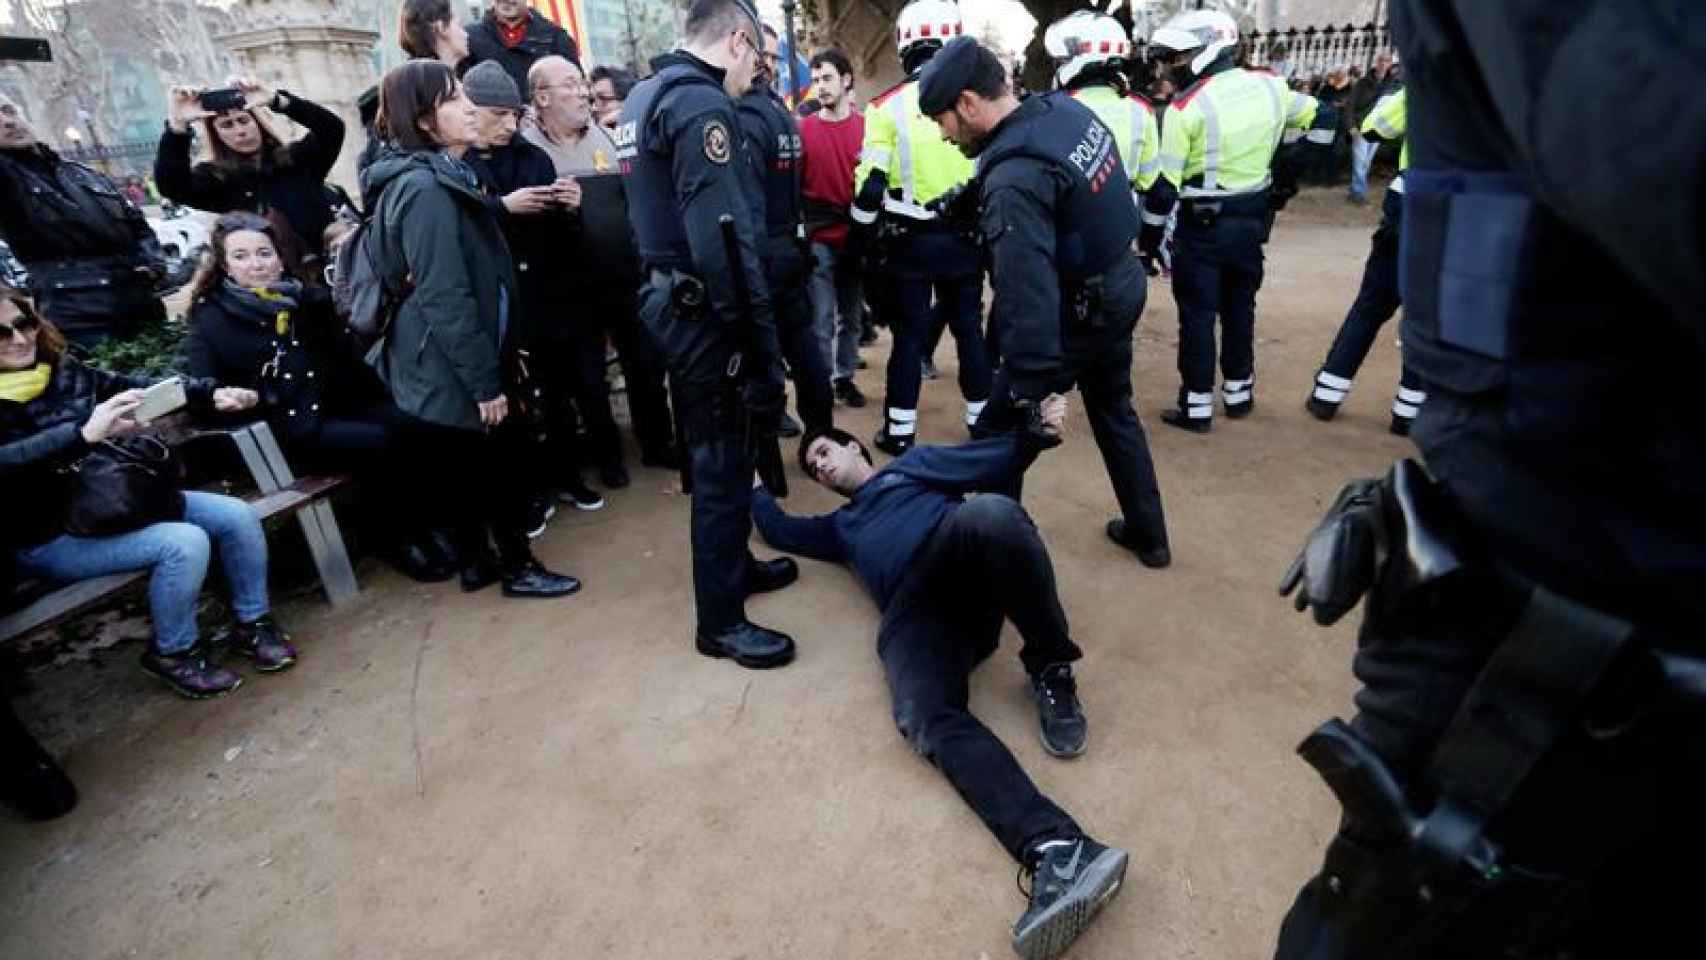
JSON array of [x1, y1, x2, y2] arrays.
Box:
[[330, 199, 409, 349]]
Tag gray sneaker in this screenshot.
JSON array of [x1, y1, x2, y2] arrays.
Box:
[[1012, 836, 1129, 960]]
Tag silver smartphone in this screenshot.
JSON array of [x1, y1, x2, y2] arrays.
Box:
[[132, 378, 187, 425]]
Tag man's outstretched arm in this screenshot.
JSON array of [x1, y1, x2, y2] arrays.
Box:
[[897, 395, 1069, 494], [751, 486, 848, 563]]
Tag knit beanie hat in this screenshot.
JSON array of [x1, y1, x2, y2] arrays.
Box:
[[463, 61, 524, 110]]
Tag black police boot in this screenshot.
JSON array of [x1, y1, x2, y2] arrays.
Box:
[[1012, 835, 1130, 960], [1389, 413, 1415, 437], [873, 425, 914, 457], [1105, 519, 1171, 569], [833, 377, 867, 408], [1029, 663, 1088, 758], [746, 556, 799, 595], [695, 622, 796, 669], [1305, 396, 1341, 421], [1159, 408, 1211, 434], [501, 559, 582, 598], [1308, 371, 1349, 421], [1222, 378, 1255, 419]]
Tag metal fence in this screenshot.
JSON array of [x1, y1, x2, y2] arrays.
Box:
[[1242, 22, 1397, 79], [61, 140, 158, 164]]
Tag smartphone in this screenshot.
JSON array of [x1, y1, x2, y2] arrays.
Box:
[[133, 378, 187, 425], [197, 88, 246, 112]]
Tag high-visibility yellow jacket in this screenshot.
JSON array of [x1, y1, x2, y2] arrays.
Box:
[[851, 78, 973, 224], [1065, 84, 1161, 192], [1362, 89, 1408, 175], [1158, 67, 1318, 199]]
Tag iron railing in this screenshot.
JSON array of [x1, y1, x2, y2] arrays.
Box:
[[60, 140, 158, 164], [1241, 22, 1396, 79]]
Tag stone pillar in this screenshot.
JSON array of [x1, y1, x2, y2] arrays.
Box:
[[218, 0, 380, 197]]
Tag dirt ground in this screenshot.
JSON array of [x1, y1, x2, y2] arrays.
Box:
[[1, 188, 1413, 960]]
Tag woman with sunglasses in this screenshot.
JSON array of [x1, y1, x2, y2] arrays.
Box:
[[0, 286, 297, 700], [182, 212, 455, 583]]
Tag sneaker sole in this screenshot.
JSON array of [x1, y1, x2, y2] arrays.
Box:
[[139, 662, 242, 700], [568, 499, 605, 512], [1012, 847, 1130, 960]]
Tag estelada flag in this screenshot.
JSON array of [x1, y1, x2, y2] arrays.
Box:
[[529, 0, 593, 63]]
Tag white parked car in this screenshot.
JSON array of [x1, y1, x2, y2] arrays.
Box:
[[145, 203, 215, 290]]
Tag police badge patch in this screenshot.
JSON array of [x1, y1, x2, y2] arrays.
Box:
[[703, 119, 731, 165]]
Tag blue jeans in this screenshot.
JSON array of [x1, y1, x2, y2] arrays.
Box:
[[1349, 134, 1377, 199], [14, 491, 270, 655], [809, 241, 865, 381]]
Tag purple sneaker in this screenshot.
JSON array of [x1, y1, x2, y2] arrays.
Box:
[[140, 649, 242, 699], [225, 617, 298, 672]]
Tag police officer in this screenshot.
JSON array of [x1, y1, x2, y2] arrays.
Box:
[[1140, 10, 1316, 432], [1303, 89, 1427, 436], [849, 0, 992, 456], [1274, 2, 1706, 956], [615, 0, 800, 670], [921, 37, 1172, 568], [735, 23, 833, 437], [1042, 11, 1161, 202]]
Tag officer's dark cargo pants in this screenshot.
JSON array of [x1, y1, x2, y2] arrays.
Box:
[[1318, 189, 1423, 396], [881, 230, 992, 427], [979, 256, 1169, 550], [639, 280, 757, 633], [765, 236, 833, 435], [879, 495, 1084, 862], [1172, 208, 1267, 409]]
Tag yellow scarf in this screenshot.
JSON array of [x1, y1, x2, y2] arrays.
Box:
[[0, 362, 52, 403], [250, 286, 294, 336]]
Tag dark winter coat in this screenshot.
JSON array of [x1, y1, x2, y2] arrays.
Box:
[[0, 145, 166, 344], [153, 92, 346, 263], [0, 358, 216, 551], [465, 10, 580, 96], [359, 147, 517, 432], [465, 137, 580, 342], [183, 283, 381, 445]]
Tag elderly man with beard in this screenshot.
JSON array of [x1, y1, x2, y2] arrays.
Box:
[[525, 55, 679, 487]]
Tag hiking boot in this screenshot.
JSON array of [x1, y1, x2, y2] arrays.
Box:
[[225, 617, 298, 672], [558, 479, 605, 511], [873, 426, 914, 457], [1105, 519, 1171, 569], [501, 560, 581, 598], [140, 648, 242, 699], [1013, 836, 1130, 960], [833, 377, 867, 408], [746, 556, 799, 595], [696, 621, 796, 669], [1029, 663, 1088, 758], [600, 461, 631, 490], [526, 496, 557, 540]]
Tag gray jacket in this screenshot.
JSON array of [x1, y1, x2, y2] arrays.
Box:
[[360, 148, 517, 432]]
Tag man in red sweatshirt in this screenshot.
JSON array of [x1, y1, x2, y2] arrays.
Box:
[[798, 48, 869, 409]]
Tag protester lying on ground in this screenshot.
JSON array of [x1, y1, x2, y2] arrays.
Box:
[[362, 59, 579, 599], [752, 397, 1130, 960], [0, 286, 295, 700], [183, 212, 456, 583], [155, 78, 346, 275], [0, 91, 167, 349]]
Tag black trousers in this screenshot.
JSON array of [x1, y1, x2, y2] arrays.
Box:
[[397, 414, 532, 567], [639, 280, 758, 633], [1274, 571, 1706, 959], [1172, 211, 1267, 403], [881, 231, 992, 417], [979, 258, 1170, 549], [282, 401, 428, 548], [767, 238, 834, 435], [1319, 189, 1422, 394], [531, 331, 623, 476], [880, 495, 1084, 862], [601, 285, 677, 459]]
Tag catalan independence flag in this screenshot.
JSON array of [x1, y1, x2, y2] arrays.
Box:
[[530, 0, 593, 62]]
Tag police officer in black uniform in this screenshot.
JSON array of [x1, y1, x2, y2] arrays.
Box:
[[735, 26, 833, 437], [615, 0, 800, 669], [919, 37, 1171, 568], [1273, 3, 1706, 957]]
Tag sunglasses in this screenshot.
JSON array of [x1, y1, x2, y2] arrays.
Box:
[[0, 313, 40, 340]]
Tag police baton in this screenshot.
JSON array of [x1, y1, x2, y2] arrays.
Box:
[[717, 214, 789, 497]]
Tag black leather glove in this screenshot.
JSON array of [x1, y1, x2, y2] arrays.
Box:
[[1012, 397, 1062, 452], [1278, 476, 1391, 626], [926, 180, 981, 232]]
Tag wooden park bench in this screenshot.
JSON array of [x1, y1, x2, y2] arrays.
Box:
[[2, 420, 359, 646]]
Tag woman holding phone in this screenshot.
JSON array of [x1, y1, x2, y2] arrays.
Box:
[[361, 59, 579, 599], [0, 285, 296, 700]]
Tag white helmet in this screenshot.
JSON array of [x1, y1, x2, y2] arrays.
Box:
[[895, 0, 964, 57], [1043, 11, 1133, 88], [1149, 9, 1241, 77]]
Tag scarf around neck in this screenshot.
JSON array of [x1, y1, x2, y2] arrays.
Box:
[[220, 277, 303, 336], [0, 362, 52, 403]]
